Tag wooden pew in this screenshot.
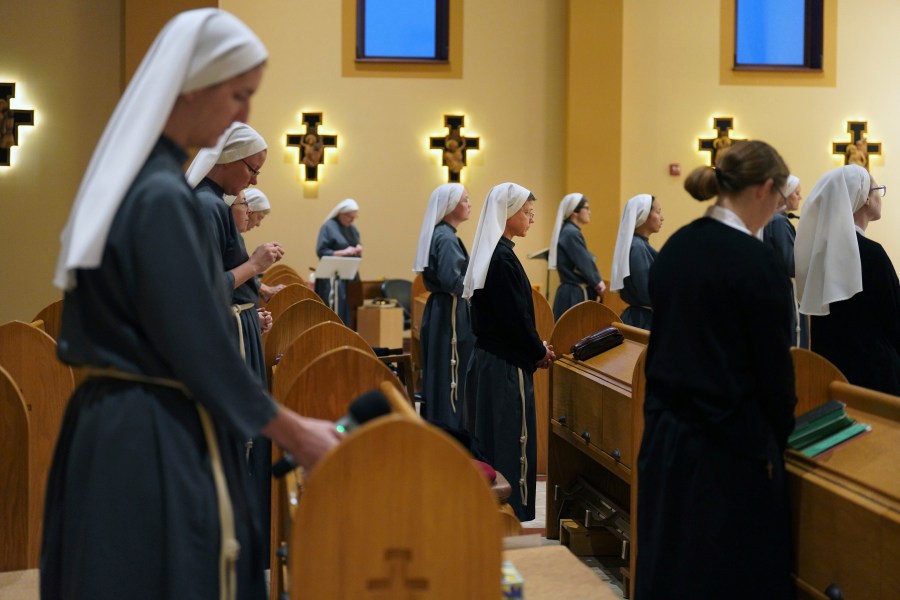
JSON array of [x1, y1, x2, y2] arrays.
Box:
[[0, 321, 75, 568], [290, 414, 503, 598], [261, 264, 304, 287], [271, 322, 374, 402], [531, 286, 554, 474], [600, 287, 629, 321], [786, 350, 899, 599], [410, 274, 429, 401], [0, 365, 30, 572], [31, 299, 64, 342], [264, 283, 323, 320], [263, 299, 342, 387]]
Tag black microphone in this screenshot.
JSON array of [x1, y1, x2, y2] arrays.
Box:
[[272, 389, 391, 478]]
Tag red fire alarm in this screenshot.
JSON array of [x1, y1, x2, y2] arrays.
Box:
[[669, 163, 681, 176]]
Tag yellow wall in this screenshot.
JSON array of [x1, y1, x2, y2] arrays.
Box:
[[224, 0, 567, 292], [1, 0, 121, 324], [620, 0, 900, 268]]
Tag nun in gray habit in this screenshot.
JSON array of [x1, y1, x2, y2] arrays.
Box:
[[413, 183, 474, 432], [549, 193, 605, 320], [315, 198, 361, 325], [463, 183, 554, 521]]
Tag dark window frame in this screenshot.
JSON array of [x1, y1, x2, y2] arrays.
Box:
[[733, 0, 823, 72], [356, 0, 450, 63]]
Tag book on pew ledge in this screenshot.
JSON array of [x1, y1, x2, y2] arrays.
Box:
[[788, 400, 871, 458]]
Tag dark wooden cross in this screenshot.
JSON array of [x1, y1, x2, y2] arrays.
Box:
[[429, 114, 479, 183], [366, 548, 429, 599], [0, 83, 35, 167], [698, 117, 744, 166], [832, 121, 881, 169], [286, 113, 338, 182]]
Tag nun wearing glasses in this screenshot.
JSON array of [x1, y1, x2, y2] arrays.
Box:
[[413, 183, 474, 432], [610, 194, 664, 330], [549, 193, 605, 320], [463, 182, 554, 521], [795, 164, 900, 395]]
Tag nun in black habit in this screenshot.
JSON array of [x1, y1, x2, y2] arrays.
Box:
[[314, 198, 362, 324], [463, 182, 555, 521], [549, 193, 606, 320], [795, 165, 900, 395], [46, 10, 341, 600], [413, 183, 474, 432]]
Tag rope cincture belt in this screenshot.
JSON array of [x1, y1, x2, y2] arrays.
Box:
[[83, 367, 240, 600], [579, 283, 588, 302], [231, 302, 255, 461], [449, 295, 460, 414], [517, 368, 528, 508]]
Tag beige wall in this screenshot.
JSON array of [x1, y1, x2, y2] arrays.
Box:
[[1, 0, 121, 324], [224, 0, 567, 292], [620, 0, 900, 268]]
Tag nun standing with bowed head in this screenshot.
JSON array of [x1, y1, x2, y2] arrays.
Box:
[[46, 10, 340, 600], [763, 174, 808, 347], [413, 183, 474, 431], [636, 141, 796, 599], [549, 193, 606, 320], [463, 183, 555, 521], [795, 165, 900, 395], [245, 187, 270, 230], [315, 198, 362, 324], [609, 194, 663, 330]]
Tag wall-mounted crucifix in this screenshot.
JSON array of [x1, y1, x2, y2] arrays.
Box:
[[1, 83, 35, 167], [698, 117, 744, 166], [832, 121, 881, 170], [286, 113, 338, 182], [429, 115, 479, 183], [365, 548, 429, 597]]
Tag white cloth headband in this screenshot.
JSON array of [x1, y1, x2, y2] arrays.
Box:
[[185, 122, 267, 188], [244, 188, 270, 213], [324, 198, 360, 224], [462, 182, 531, 299], [610, 194, 653, 291], [548, 193, 584, 270], [795, 164, 869, 316], [413, 183, 465, 272], [54, 8, 267, 290]]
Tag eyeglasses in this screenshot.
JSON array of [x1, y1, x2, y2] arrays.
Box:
[[233, 200, 252, 212], [241, 159, 261, 178], [870, 185, 887, 198], [523, 211, 535, 220]]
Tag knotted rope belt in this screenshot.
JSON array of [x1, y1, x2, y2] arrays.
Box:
[[449, 295, 460, 413], [83, 366, 240, 600], [517, 368, 529, 509]]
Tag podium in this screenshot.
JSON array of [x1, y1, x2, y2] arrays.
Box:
[[357, 301, 404, 348], [313, 256, 361, 319]]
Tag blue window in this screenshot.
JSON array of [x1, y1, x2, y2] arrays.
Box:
[[357, 0, 449, 62], [734, 0, 823, 69]]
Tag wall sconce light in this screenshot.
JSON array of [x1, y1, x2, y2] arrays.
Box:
[[429, 114, 479, 183], [1, 83, 35, 167], [286, 112, 338, 182], [832, 121, 880, 171], [697, 117, 743, 166]]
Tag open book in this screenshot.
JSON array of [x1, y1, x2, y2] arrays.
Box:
[[788, 400, 871, 458]]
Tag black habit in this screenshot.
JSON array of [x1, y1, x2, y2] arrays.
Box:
[[636, 217, 796, 599]]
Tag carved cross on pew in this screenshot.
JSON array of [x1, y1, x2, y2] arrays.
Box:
[[832, 121, 881, 170], [366, 548, 429, 598], [0, 83, 35, 167], [286, 113, 338, 182], [430, 114, 479, 183], [698, 117, 744, 166]]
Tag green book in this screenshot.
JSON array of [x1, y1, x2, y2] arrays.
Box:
[[789, 413, 856, 450], [793, 400, 845, 431], [800, 422, 870, 458]]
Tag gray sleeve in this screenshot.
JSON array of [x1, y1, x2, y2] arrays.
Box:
[[431, 231, 467, 296], [561, 228, 601, 285], [625, 240, 654, 307]]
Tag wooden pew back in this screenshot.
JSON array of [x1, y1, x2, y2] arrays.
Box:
[[0, 321, 74, 568], [550, 301, 621, 357], [31, 299, 64, 342], [531, 287, 554, 474], [290, 415, 502, 599], [271, 322, 374, 402], [264, 283, 322, 320], [0, 365, 30, 571], [263, 299, 343, 385]]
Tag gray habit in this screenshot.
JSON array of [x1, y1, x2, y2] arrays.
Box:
[[619, 234, 657, 330], [552, 221, 602, 320], [420, 222, 474, 431], [314, 217, 360, 324], [42, 137, 274, 600], [763, 212, 808, 348]]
